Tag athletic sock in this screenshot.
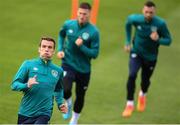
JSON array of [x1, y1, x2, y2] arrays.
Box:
[[69, 111, 80, 125], [139, 90, 146, 97], [127, 100, 134, 106]]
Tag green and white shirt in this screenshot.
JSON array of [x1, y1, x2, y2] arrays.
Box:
[[58, 20, 100, 73], [126, 14, 172, 61], [11, 57, 64, 117]]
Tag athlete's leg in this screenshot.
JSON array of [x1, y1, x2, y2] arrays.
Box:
[[141, 60, 157, 93], [62, 64, 75, 99], [74, 72, 90, 113], [69, 72, 90, 124], [122, 53, 142, 117], [127, 53, 142, 100], [62, 64, 76, 120], [137, 60, 156, 112]]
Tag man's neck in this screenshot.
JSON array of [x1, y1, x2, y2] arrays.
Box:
[[78, 21, 88, 27], [40, 57, 50, 64]]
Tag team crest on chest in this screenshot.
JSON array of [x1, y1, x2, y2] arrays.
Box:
[[82, 32, 90, 40], [51, 70, 58, 78]]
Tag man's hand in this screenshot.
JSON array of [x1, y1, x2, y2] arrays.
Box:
[[57, 51, 65, 59], [75, 37, 83, 47], [124, 45, 131, 53], [59, 103, 68, 113], [150, 31, 159, 41], [27, 75, 39, 88]]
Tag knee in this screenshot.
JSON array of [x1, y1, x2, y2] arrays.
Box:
[[76, 92, 86, 101], [129, 72, 137, 80], [142, 80, 150, 86], [141, 75, 151, 84]]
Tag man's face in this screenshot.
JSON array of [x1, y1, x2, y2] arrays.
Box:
[[38, 40, 55, 60], [77, 8, 90, 24], [143, 6, 155, 21]]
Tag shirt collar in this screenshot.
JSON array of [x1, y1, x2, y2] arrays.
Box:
[[38, 57, 52, 65], [144, 16, 154, 24], [76, 20, 89, 28]]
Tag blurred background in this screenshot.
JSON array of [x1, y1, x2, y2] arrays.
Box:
[[0, 0, 180, 124]]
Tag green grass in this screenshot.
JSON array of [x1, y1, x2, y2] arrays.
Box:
[[0, 0, 180, 124]]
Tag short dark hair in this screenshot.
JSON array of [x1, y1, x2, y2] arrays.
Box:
[[79, 2, 91, 10], [39, 37, 56, 49], [144, 1, 156, 7]]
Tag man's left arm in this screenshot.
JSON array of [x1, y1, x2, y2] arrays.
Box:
[[158, 22, 172, 46], [79, 31, 100, 59], [54, 71, 64, 108]]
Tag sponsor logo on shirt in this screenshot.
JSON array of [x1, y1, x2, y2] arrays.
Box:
[[131, 53, 137, 58], [150, 66, 154, 70], [137, 25, 142, 30], [51, 70, 58, 78], [82, 32, 90, 40], [33, 67, 38, 71], [83, 86, 88, 90], [68, 29, 73, 34], [63, 71, 67, 77]]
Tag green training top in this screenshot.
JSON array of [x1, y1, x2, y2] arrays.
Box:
[[58, 20, 100, 73], [11, 57, 64, 117], [125, 14, 172, 61]]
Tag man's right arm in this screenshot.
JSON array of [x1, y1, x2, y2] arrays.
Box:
[[125, 15, 134, 45], [57, 21, 67, 52], [54, 70, 64, 108], [124, 15, 134, 52], [57, 21, 68, 59], [11, 61, 29, 91]]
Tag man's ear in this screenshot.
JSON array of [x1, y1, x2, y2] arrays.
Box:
[[38, 47, 40, 53], [142, 7, 145, 14]]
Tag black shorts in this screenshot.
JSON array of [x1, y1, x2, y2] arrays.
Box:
[[62, 64, 90, 88], [18, 114, 50, 124], [62, 64, 90, 97]]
